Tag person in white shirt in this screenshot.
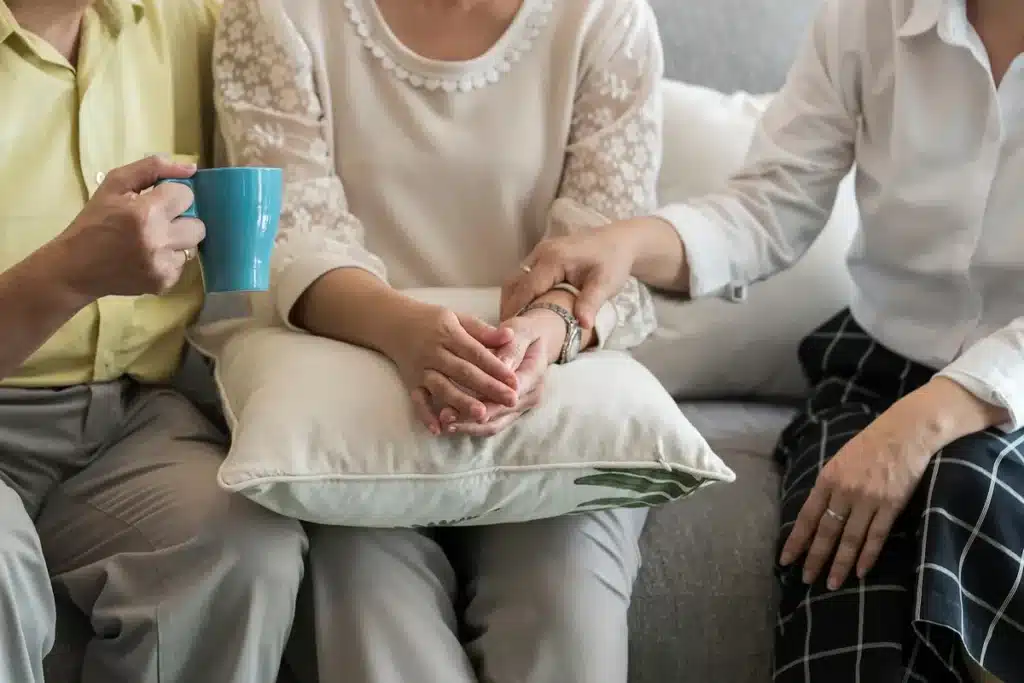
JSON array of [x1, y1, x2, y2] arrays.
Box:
[[505, 0, 1024, 681], [212, 0, 663, 681]]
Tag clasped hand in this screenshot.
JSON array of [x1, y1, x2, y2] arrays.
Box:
[[393, 305, 555, 438]]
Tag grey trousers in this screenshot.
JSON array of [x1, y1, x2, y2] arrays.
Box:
[[291, 509, 648, 683], [0, 380, 307, 683]]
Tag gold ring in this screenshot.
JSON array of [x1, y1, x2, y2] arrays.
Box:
[[824, 508, 847, 524], [519, 263, 532, 274]]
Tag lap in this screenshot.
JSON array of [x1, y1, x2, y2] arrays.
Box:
[[308, 508, 648, 603], [37, 386, 302, 578], [302, 511, 646, 683], [454, 508, 648, 597]]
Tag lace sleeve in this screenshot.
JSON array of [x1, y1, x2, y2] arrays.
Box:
[[213, 0, 387, 326], [555, 0, 664, 350]]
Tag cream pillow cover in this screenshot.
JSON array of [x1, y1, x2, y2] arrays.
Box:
[[635, 80, 857, 400], [191, 289, 734, 527]]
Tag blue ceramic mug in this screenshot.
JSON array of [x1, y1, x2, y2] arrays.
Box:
[[158, 167, 282, 293]]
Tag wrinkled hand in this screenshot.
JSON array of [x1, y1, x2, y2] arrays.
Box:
[[501, 224, 636, 329], [779, 392, 940, 591], [53, 156, 205, 300], [392, 304, 519, 435], [439, 313, 554, 437]]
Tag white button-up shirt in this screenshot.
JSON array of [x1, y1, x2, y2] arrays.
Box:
[[658, 0, 1024, 430]]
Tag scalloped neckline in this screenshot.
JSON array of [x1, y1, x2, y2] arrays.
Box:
[[344, 0, 554, 93]]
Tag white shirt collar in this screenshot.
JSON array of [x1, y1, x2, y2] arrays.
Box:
[[898, 0, 959, 38]]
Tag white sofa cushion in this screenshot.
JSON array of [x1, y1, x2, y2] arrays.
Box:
[[635, 80, 857, 399]]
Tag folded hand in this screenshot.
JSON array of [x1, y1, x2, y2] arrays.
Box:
[[438, 313, 554, 437], [392, 304, 520, 435]]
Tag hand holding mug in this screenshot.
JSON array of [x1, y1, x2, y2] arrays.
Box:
[[53, 156, 204, 300]]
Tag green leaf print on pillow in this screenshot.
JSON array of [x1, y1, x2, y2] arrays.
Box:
[[574, 468, 708, 511]]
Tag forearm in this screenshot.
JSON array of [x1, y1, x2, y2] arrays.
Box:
[[620, 217, 691, 293], [290, 268, 418, 361], [0, 245, 90, 381]]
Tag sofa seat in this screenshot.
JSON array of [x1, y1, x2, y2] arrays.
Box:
[[44, 401, 794, 683]]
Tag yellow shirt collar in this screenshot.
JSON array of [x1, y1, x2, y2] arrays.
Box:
[[0, 0, 144, 45]]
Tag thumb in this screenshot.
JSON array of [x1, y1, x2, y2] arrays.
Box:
[[103, 155, 197, 195], [576, 270, 615, 330], [494, 335, 528, 371], [458, 314, 514, 348]]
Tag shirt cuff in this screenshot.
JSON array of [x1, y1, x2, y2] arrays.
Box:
[[654, 203, 741, 299], [937, 337, 1024, 433], [275, 255, 385, 331], [591, 301, 618, 349]]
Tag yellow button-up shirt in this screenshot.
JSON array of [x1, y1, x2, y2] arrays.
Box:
[[0, 0, 217, 387]]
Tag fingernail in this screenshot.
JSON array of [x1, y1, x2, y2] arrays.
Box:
[[447, 424, 457, 433], [827, 578, 838, 591], [802, 571, 812, 584], [779, 552, 792, 566]]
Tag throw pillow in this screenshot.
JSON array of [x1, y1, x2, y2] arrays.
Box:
[[190, 288, 734, 527], [635, 79, 857, 399]]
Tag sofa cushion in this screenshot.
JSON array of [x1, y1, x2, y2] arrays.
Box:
[[635, 80, 857, 401], [630, 401, 792, 682]]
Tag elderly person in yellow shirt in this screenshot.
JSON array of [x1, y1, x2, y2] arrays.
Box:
[[0, 1, 306, 682]]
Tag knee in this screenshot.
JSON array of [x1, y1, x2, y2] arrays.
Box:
[[0, 490, 55, 649], [207, 497, 307, 597], [929, 432, 1007, 508], [474, 511, 646, 629]]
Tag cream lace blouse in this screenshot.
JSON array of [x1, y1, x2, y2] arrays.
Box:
[[213, 0, 663, 349]]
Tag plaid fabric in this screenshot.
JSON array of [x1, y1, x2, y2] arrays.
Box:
[[772, 311, 1024, 683]]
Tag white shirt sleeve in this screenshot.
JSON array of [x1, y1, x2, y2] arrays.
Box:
[[553, 0, 663, 350], [656, 0, 859, 298], [937, 319, 1024, 432], [213, 0, 388, 328]]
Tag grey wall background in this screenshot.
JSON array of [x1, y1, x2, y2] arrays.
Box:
[[648, 0, 819, 92]]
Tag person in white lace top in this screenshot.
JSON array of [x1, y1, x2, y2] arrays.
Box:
[[213, 0, 663, 681]]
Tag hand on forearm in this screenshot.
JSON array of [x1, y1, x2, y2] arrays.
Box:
[[0, 244, 92, 381], [523, 289, 594, 363]]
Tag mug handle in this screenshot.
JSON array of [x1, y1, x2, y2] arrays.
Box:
[[155, 178, 198, 219]]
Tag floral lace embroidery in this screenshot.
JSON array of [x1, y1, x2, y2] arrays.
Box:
[[343, 0, 554, 93], [557, 6, 663, 349], [214, 0, 387, 282]]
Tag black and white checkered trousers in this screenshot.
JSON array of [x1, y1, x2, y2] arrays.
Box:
[[772, 310, 1024, 683]]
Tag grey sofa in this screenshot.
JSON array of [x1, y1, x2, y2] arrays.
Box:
[[43, 1, 820, 681]]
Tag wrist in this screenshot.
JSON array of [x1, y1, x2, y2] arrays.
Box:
[[627, 215, 691, 292], [28, 241, 95, 314], [521, 304, 568, 365], [895, 377, 1007, 452]]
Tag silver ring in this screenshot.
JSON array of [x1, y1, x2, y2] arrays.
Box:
[[824, 508, 847, 524], [181, 248, 197, 262], [519, 263, 532, 274]]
